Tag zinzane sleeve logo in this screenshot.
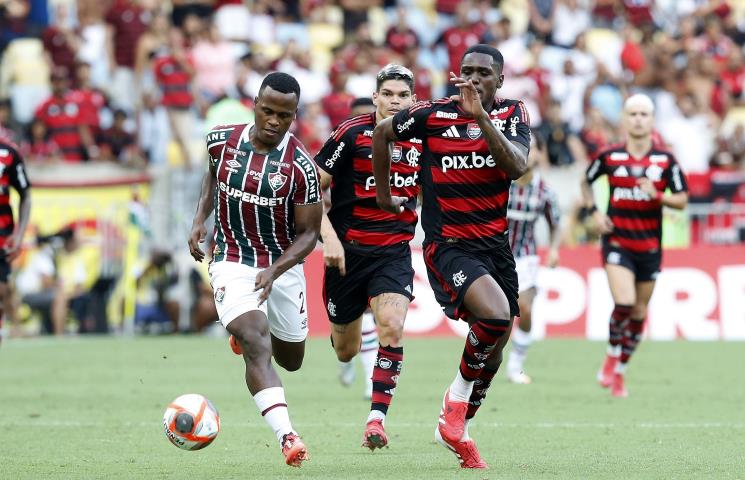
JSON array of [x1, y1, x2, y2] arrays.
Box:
[[292, 149, 321, 205]]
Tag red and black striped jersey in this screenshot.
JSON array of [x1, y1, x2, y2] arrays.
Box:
[[34, 94, 84, 161], [585, 144, 688, 253], [0, 142, 31, 248], [315, 113, 422, 255], [206, 123, 321, 268], [391, 97, 531, 251], [507, 172, 560, 258]]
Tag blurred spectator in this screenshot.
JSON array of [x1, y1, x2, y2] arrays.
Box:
[[528, 0, 556, 43], [295, 101, 331, 156], [239, 50, 271, 100], [712, 123, 745, 169], [552, 0, 591, 48], [204, 94, 254, 133], [153, 28, 197, 168], [322, 66, 354, 128], [135, 249, 178, 334], [0, 98, 22, 144], [105, 0, 151, 112], [134, 9, 170, 91], [345, 48, 378, 98], [275, 41, 331, 105], [658, 92, 717, 174], [580, 107, 614, 159], [694, 15, 734, 65], [34, 67, 94, 162], [712, 48, 745, 116], [623, 0, 655, 27], [97, 109, 144, 167], [436, 1, 487, 95], [537, 99, 587, 166], [0, 37, 51, 124], [385, 6, 420, 56], [0, 0, 32, 54], [170, 0, 213, 29], [41, 2, 79, 73], [551, 58, 591, 132], [16, 234, 56, 334], [76, 5, 111, 89], [137, 91, 170, 166], [191, 19, 237, 108], [70, 62, 108, 135], [51, 227, 92, 335], [20, 118, 60, 163]]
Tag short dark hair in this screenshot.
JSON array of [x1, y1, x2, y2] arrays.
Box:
[[258, 72, 301, 99], [351, 97, 374, 109], [376, 64, 414, 92], [462, 44, 504, 72]]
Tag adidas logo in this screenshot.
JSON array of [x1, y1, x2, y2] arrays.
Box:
[[614, 166, 629, 177], [441, 125, 460, 138]]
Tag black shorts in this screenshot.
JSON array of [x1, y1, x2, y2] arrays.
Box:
[[323, 244, 415, 325], [602, 243, 661, 282], [0, 253, 9, 284], [423, 239, 519, 321]]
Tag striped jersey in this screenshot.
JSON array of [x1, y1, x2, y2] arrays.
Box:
[[0, 141, 31, 248], [315, 112, 422, 255], [507, 172, 560, 257], [206, 123, 321, 268], [585, 144, 688, 253], [391, 97, 531, 250]]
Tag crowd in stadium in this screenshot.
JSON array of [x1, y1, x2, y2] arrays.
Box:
[[0, 0, 744, 180], [1, 0, 744, 338]]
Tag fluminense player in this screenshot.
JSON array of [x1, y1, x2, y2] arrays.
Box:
[[581, 94, 688, 397], [188, 72, 322, 467], [315, 64, 422, 450], [505, 132, 561, 384], [373, 45, 529, 469]]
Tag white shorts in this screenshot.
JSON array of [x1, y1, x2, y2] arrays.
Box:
[[515, 255, 540, 292], [208, 261, 308, 342]]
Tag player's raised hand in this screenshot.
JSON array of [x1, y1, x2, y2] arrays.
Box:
[[377, 195, 408, 215], [323, 233, 346, 276], [188, 223, 207, 262], [636, 177, 659, 199], [254, 269, 276, 306], [449, 72, 488, 119]]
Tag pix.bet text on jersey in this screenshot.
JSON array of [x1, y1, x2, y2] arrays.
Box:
[[585, 145, 688, 252], [206, 124, 321, 268], [391, 98, 531, 250], [315, 112, 422, 254]]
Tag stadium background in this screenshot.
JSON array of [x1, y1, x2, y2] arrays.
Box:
[[0, 0, 744, 340]]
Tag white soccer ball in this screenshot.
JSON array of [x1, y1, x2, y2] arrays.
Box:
[[163, 393, 220, 450]]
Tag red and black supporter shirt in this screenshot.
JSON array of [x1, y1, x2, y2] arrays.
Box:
[[154, 55, 194, 109], [315, 112, 422, 255], [585, 145, 688, 253], [391, 97, 531, 251], [0, 142, 31, 248], [34, 94, 84, 162]]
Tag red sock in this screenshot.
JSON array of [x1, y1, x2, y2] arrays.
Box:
[[370, 344, 403, 414], [620, 319, 644, 364], [459, 319, 509, 381], [610, 304, 632, 348], [466, 367, 498, 419]]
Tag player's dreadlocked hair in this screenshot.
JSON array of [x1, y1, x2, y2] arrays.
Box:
[[259, 72, 301, 99], [376, 64, 414, 92], [462, 44, 504, 72]]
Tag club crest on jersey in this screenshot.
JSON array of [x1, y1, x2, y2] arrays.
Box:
[[268, 171, 287, 191], [646, 164, 663, 181], [467, 123, 482, 139], [391, 145, 403, 163]]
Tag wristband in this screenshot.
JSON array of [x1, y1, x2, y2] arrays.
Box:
[[656, 191, 663, 202]]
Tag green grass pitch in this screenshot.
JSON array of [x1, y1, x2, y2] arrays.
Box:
[[1, 336, 743, 479]]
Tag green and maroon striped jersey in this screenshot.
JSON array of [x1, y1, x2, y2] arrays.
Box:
[[206, 123, 321, 268]]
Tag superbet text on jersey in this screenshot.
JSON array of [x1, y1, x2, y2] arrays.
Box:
[[316, 113, 422, 254], [206, 124, 321, 268], [390, 98, 531, 250], [585, 145, 688, 252]]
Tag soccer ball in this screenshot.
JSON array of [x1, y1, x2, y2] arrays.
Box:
[[163, 393, 220, 450]]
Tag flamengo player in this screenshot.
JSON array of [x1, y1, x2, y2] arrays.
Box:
[[0, 135, 31, 345], [505, 133, 561, 384], [373, 45, 529, 469], [581, 94, 688, 397], [188, 73, 322, 467], [314, 64, 421, 450]]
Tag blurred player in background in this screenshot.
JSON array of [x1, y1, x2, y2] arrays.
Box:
[[582, 94, 688, 398], [373, 45, 530, 468], [188, 72, 322, 467], [315, 65, 421, 450], [335, 96, 378, 399], [505, 132, 561, 384], [0, 134, 31, 346]]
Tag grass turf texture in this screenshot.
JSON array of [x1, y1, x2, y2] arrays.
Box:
[[1, 336, 743, 479]]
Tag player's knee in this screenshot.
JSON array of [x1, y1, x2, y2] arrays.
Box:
[[334, 343, 359, 363], [375, 313, 404, 341], [275, 355, 303, 372]]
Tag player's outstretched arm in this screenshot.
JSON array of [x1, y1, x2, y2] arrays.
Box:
[[188, 167, 216, 262], [580, 175, 613, 235], [372, 117, 406, 214], [254, 202, 322, 305], [636, 177, 688, 210]]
